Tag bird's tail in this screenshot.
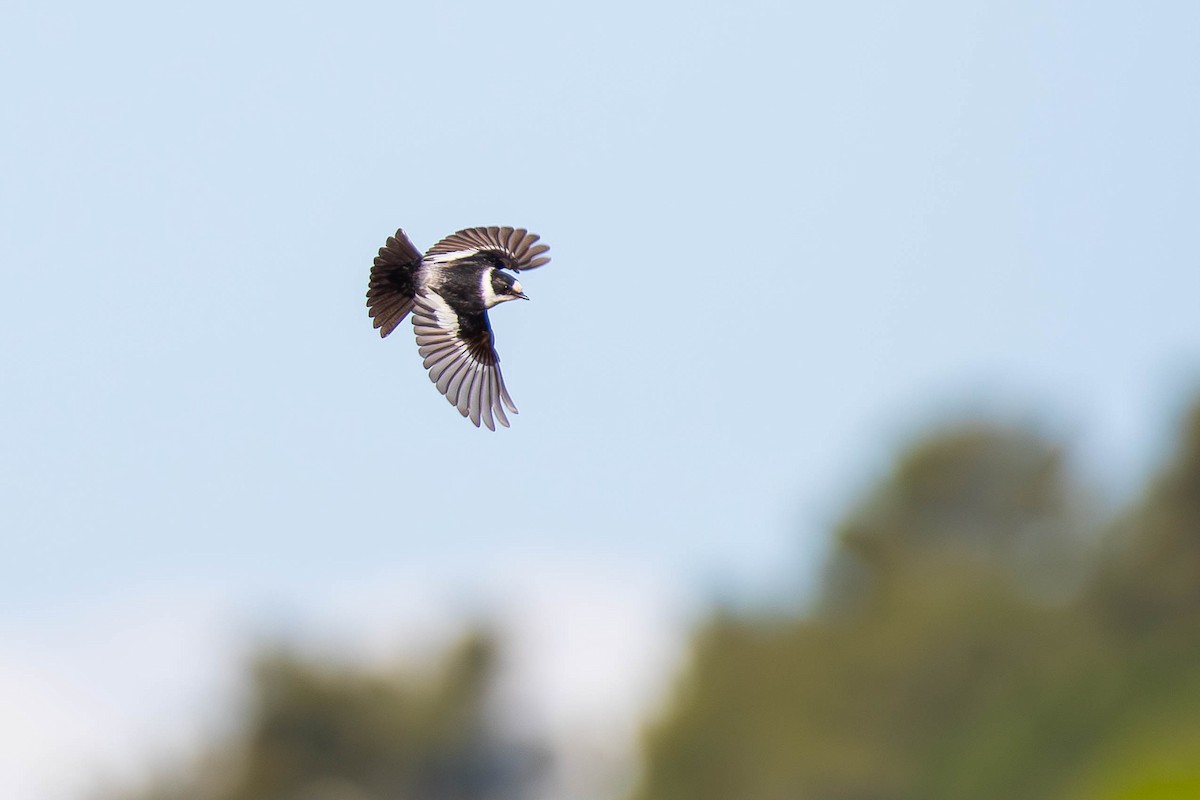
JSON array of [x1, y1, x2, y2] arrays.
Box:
[[367, 228, 422, 337]]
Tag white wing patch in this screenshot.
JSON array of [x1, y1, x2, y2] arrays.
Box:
[[426, 249, 480, 265], [412, 291, 518, 430]]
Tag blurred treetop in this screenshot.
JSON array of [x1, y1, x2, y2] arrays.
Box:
[[632, 404, 1200, 800], [111, 632, 545, 800]]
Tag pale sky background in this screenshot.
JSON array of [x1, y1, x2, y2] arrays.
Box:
[[2, 1, 1199, 797]]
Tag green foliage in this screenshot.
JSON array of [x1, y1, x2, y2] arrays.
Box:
[[1093, 404, 1200, 634], [112, 632, 543, 800], [632, 410, 1200, 800]]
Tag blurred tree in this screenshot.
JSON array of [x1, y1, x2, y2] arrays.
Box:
[[1093, 403, 1200, 634], [632, 410, 1200, 800], [109, 631, 545, 800], [824, 424, 1089, 613], [1064, 403, 1200, 799]]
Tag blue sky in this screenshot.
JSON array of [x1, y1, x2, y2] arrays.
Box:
[[2, 0, 1199, 796]]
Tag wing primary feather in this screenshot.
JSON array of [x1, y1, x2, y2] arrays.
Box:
[[468, 364, 484, 427], [443, 356, 472, 402], [468, 363, 486, 419], [482, 368, 497, 431], [480, 369, 496, 431], [427, 350, 460, 383], [455, 362, 477, 416], [494, 379, 510, 428], [498, 372, 518, 414]]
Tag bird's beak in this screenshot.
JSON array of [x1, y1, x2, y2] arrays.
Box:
[[515, 290, 530, 300]]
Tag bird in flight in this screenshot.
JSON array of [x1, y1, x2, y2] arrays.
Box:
[[367, 226, 551, 430]]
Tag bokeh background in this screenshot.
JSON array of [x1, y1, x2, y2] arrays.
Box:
[[3, 1, 1200, 798]]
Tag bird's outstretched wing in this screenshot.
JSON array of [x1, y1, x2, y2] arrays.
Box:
[[367, 229, 422, 337], [424, 226, 551, 271], [412, 292, 519, 430]]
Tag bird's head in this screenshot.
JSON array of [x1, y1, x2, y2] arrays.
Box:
[[484, 270, 529, 307]]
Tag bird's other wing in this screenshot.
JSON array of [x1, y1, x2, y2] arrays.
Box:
[[412, 291, 519, 430], [424, 226, 550, 271], [367, 229, 423, 337]]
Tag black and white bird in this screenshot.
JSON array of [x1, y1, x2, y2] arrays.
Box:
[[367, 226, 551, 430]]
